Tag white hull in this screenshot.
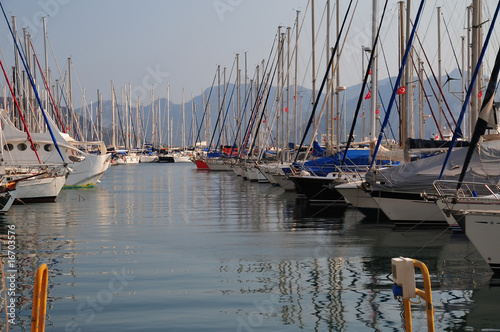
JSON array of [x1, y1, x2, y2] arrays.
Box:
[[232, 165, 245, 177], [65, 153, 111, 187], [206, 159, 232, 171], [450, 209, 500, 275], [335, 181, 377, 209], [372, 193, 445, 223], [114, 154, 140, 165], [430, 180, 500, 232], [139, 155, 159, 163], [0, 189, 17, 214], [16, 174, 66, 203], [173, 155, 192, 163], [243, 166, 268, 182], [436, 194, 500, 228], [273, 173, 295, 191], [260, 168, 278, 184], [1, 114, 111, 187]]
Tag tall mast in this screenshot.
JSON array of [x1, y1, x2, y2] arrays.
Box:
[[294, 10, 300, 146], [335, 0, 341, 145], [182, 88, 185, 150], [111, 81, 116, 148], [437, 6, 443, 132], [43, 17, 49, 116], [217, 65, 221, 149], [12, 16, 20, 123], [68, 57, 73, 136], [276, 28, 282, 159], [399, 1, 406, 148], [236, 53, 241, 148], [404, 0, 413, 149], [191, 92, 196, 148], [311, 0, 316, 129], [326, 0, 331, 151], [470, 0, 482, 136], [418, 58, 425, 138], [370, 0, 379, 141], [167, 83, 170, 148], [286, 26, 291, 157], [151, 87, 155, 147]]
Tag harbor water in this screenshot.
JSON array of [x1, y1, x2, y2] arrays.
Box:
[[2, 163, 499, 331]]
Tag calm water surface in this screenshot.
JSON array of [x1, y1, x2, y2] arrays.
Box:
[[1, 163, 499, 331]]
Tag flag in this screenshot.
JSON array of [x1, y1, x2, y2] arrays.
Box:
[[478, 90, 483, 98], [397, 87, 405, 95], [375, 109, 380, 114], [364, 90, 371, 99], [369, 69, 372, 75], [334, 117, 337, 120], [284, 107, 288, 112]]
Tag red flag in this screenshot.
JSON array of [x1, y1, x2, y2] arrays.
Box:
[[334, 117, 338, 120], [263, 120, 266, 123], [369, 69, 372, 75], [284, 107, 288, 112], [364, 90, 371, 99], [375, 109, 380, 114], [397, 87, 405, 95], [478, 90, 483, 98]]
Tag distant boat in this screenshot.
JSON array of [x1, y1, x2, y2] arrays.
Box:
[[173, 153, 192, 163], [139, 153, 159, 163], [112, 150, 140, 165]]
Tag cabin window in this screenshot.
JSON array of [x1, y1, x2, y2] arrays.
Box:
[[68, 155, 85, 162], [17, 143, 27, 151], [4, 143, 13, 151], [30, 144, 40, 151], [44, 144, 53, 152]]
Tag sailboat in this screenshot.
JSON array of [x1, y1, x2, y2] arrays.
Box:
[[433, 2, 500, 276], [1, 113, 111, 186]]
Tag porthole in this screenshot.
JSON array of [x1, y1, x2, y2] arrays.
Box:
[[30, 143, 40, 151], [3, 143, 13, 151], [17, 143, 27, 151], [44, 144, 53, 152]]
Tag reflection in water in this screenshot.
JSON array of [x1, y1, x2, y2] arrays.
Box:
[[0, 163, 497, 331]]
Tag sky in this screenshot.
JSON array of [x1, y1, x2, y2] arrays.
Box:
[[0, 0, 498, 108]]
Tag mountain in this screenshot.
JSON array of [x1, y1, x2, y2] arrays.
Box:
[[73, 68, 468, 148]]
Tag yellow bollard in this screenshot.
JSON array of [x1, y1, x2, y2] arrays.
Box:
[[31, 264, 48, 332], [413, 259, 435, 332], [392, 257, 435, 332]]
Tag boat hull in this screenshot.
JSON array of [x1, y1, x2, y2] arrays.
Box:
[[15, 174, 66, 203], [370, 190, 446, 225], [289, 175, 346, 203], [452, 210, 500, 276], [65, 153, 111, 187], [0, 189, 17, 214]]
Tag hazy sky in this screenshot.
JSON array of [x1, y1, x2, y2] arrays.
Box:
[[0, 0, 497, 107]]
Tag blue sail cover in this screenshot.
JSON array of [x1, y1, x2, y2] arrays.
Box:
[[296, 149, 390, 176], [312, 141, 326, 157]]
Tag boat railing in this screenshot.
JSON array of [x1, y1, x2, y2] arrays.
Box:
[[331, 164, 369, 181], [432, 180, 500, 200]]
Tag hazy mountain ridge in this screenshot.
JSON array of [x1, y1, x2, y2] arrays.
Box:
[[74, 68, 467, 147]]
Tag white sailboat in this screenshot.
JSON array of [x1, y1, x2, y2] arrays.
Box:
[[1, 113, 111, 187]]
